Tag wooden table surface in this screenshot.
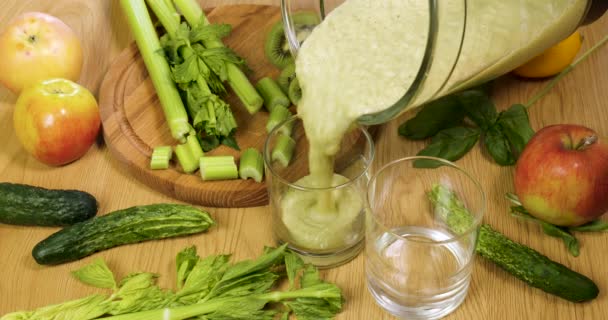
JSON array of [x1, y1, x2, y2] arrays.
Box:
[[1, 1, 607, 319]]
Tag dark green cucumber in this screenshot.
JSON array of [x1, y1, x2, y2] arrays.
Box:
[[477, 224, 598, 302], [429, 184, 599, 302], [32, 204, 215, 265], [0, 182, 98, 226]]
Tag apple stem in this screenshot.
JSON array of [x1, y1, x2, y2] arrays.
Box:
[[575, 135, 598, 150]]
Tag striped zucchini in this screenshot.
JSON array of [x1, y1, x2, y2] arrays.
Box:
[[32, 204, 214, 265]]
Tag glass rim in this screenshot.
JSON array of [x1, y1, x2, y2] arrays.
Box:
[[366, 156, 486, 244], [280, 0, 467, 126], [263, 115, 375, 192]]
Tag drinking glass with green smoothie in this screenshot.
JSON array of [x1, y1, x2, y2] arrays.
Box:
[[266, 0, 606, 272]]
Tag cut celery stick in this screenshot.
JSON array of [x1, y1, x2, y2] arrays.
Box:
[[200, 156, 238, 181], [266, 106, 293, 135], [239, 148, 264, 182], [255, 77, 290, 113], [175, 134, 205, 173], [150, 146, 173, 169], [272, 134, 296, 167]]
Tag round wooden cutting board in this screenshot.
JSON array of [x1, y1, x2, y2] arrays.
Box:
[[99, 4, 371, 208]]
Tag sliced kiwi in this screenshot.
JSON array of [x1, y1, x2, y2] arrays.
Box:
[[277, 63, 296, 94], [264, 12, 320, 69], [288, 78, 301, 105]]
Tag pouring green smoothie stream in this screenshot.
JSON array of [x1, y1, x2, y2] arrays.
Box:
[[273, 0, 599, 264]]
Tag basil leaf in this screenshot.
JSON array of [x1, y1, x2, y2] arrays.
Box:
[[510, 205, 580, 257], [398, 95, 465, 140], [457, 90, 498, 130], [415, 126, 480, 168], [496, 104, 535, 157], [569, 220, 608, 232], [541, 224, 580, 257], [484, 125, 515, 166]]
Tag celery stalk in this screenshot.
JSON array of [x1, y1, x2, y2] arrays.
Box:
[[266, 106, 293, 135], [150, 146, 173, 169], [239, 148, 264, 182], [173, 0, 264, 114], [146, 0, 179, 34], [272, 134, 296, 167], [199, 156, 238, 181], [256, 78, 290, 113], [120, 0, 191, 143], [175, 134, 205, 173]]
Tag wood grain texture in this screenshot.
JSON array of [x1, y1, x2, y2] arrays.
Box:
[[0, 0, 607, 319]]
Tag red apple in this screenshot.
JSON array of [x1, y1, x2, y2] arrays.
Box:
[[514, 124, 608, 226], [13, 78, 100, 166], [0, 12, 83, 94]]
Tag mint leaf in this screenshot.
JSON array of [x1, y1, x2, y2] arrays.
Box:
[[71, 258, 116, 290], [415, 126, 481, 168], [398, 95, 465, 140], [484, 125, 515, 165], [496, 104, 535, 157], [457, 90, 498, 130]]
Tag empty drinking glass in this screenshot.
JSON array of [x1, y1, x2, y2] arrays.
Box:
[[365, 156, 485, 320]]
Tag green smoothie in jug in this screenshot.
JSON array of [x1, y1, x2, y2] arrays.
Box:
[[280, 0, 589, 250]]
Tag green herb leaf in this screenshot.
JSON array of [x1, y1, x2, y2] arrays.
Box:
[[415, 126, 481, 168], [205, 244, 288, 300], [285, 251, 305, 290], [496, 104, 535, 157], [398, 95, 465, 140], [71, 258, 117, 290], [300, 265, 322, 288], [541, 224, 580, 257], [18, 294, 109, 320], [177, 254, 231, 303], [484, 125, 515, 166], [510, 206, 580, 257], [570, 220, 608, 232], [457, 90, 498, 130], [190, 23, 232, 44], [176, 246, 199, 290], [284, 284, 343, 320]]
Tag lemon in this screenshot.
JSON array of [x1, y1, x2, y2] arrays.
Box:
[[513, 31, 582, 78]]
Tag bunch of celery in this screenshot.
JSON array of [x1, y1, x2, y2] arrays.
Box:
[[120, 0, 263, 160], [1, 245, 344, 320]]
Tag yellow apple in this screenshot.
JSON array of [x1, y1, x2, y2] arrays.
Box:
[[0, 12, 83, 94], [13, 79, 100, 166]]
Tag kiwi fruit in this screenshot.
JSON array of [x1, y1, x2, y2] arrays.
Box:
[[288, 78, 301, 105], [277, 63, 296, 94], [264, 12, 320, 69]]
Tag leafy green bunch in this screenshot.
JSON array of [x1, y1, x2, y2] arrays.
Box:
[[160, 19, 246, 151], [399, 85, 535, 168], [1, 245, 344, 320]]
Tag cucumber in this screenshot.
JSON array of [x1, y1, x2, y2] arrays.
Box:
[[0, 182, 98, 226], [477, 224, 598, 302], [429, 184, 599, 302], [32, 204, 215, 265]]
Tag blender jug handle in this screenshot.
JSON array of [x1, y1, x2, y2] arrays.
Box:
[[582, 0, 608, 25]]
